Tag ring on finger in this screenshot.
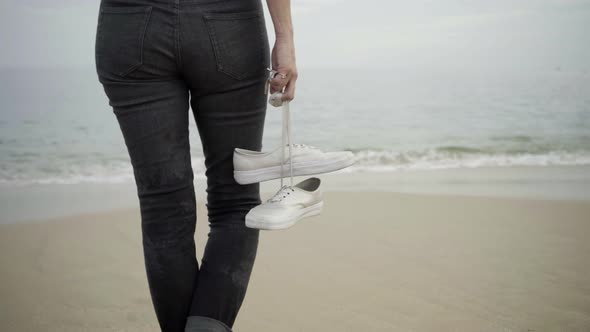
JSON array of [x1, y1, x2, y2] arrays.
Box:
[[273, 72, 288, 80]]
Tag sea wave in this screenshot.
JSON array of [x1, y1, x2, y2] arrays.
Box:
[[1, 148, 590, 185], [346, 148, 590, 172], [0, 157, 208, 185]]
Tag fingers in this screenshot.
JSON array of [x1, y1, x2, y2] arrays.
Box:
[[269, 72, 288, 94], [269, 69, 298, 100], [282, 78, 296, 101]]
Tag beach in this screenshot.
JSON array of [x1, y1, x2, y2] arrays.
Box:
[[2, 2, 590, 330], [1, 169, 589, 331], [1, 66, 589, 331]]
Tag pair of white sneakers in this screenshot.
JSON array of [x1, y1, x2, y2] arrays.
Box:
[[234, 141, 355, 230], [233, 82, 355, 230]]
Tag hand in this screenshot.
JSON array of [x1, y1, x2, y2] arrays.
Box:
[[269, 37, 298, 101]]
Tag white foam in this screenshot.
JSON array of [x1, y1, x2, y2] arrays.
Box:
[[2, 150, 590, 185], [0, 157, 208, 186], [347, 149, 590, 172]]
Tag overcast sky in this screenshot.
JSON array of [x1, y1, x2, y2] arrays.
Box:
[[1, 0, 589, 71]]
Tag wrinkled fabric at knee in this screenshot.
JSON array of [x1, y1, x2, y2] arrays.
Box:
[[185, 315, 233, 332]]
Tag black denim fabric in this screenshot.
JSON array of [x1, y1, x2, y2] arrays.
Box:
[[94, 0, 270, 331]]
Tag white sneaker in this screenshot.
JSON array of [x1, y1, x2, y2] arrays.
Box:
[[234, 144, 355, 184], [245, 177, 323, 230]]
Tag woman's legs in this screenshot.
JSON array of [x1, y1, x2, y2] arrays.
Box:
[[178, 0, 270, 329], [110, 78, 198, 332], [96, 0, 269, 330], [185, 82, 267, 330], [96, 1, 200, 330]]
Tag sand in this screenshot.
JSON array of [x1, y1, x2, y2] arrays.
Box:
[[1, 191, 589, 331]]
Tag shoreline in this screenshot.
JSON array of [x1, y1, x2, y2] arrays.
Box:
[[1, 164, 589, 224]]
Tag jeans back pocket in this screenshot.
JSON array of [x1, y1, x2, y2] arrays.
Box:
[[203, 11, 267, 81], [95, 6, 152, 77]]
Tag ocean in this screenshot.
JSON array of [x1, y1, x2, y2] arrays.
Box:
[[1, 66, 589, 185]]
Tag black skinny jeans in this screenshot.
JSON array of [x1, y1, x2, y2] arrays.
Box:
[[94, 0, 270, 331]]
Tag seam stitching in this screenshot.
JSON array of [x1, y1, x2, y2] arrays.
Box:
[[174, 2, 183, 72]]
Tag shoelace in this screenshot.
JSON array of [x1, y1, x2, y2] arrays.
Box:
[[277, 102, 319, 187], [267, 185, 295, 203], [266, 68, 318, 194], [280, 100, 294, 188], [267, 68, 295, 189]]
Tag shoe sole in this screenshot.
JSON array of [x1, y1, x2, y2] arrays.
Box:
[[234, 155, 355, 185], [245, 201, 324, 230]]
